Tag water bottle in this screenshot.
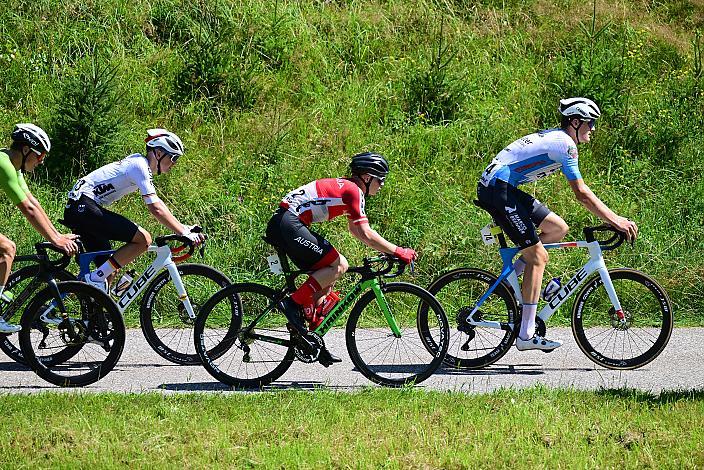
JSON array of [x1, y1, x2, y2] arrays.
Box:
[[0, 291, 14, 304], [541, 277, 562, 302], [112, 270, 136, 297]]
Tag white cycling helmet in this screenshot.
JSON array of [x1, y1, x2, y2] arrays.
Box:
[[145, 128, 184, 156], [558, 97, 601, 120], [12, 123, 51, 154]]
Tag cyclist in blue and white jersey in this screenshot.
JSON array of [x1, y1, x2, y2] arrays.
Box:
[[63, 129, 205, 291], [477, 97, 638, 351]]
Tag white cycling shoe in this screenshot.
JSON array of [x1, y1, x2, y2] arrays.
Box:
[[0, 319, 21, 334], [83, 273, 108, 293], [516, 335, 562, 351]]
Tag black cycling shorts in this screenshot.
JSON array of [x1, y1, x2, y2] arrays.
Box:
[[63, 195, 139, 265], [265, 208, 339, 270], [476, 180, 551, 249]]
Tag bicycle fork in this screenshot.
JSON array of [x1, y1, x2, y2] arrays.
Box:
[[369, 280, 402, 338], [165, 261, 197, 321]]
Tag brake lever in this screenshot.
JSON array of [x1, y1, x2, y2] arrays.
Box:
[[409, 260, 415, 275]]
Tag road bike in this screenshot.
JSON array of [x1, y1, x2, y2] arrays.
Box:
[[2, 232, 231, 367], [419, 201, 673, 370], [194, 244, 449, 388], [1, 242, 125, 387]]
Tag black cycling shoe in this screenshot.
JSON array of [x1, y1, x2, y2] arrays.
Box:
[[317, 347, 342, 367], [279, 297, 308, 334], [279, 297, 318, 351]]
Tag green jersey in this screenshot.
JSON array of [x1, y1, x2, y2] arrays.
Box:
[[0, 149, 30, 205]]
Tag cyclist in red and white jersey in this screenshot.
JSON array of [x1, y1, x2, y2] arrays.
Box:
[[266, 152, 417, 364], [477, 98, 638, 351], [63, 129, 205, 291]]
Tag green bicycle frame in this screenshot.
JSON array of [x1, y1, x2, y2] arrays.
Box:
[[313, 278, 402, 337]]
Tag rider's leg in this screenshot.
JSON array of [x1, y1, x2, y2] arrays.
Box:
[[513, 214, 568, 276], [0, 234, 16, 294], [0, 235, 19, 332], [538, 213, 569, 243], [291, 252, 346, 307], [518, 242, 548, 341], [309, 255, 348, 307], [89, 227, 151, 283]]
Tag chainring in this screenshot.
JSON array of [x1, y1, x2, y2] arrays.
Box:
[[293, 331, 324, 363]]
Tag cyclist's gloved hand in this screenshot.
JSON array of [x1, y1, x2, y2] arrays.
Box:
[[181, 227, 206, 245], [394, 247, 417, 264]]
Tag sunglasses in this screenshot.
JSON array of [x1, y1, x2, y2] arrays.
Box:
[[582, 119, 596, 130], [31, 149, 47, 163], [375, 175, 386, 185], [168, 153, 180, 163]]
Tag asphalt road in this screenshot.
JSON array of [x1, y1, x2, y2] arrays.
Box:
[[1, 328, 702, 393]]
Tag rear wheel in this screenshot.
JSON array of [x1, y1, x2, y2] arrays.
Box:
[[0, 266, 75, 365], [194, 283, 294, 388], [423, 268, 518, 369], [19, 281, 125, 387], [571, 268, 673, 370], [346, 282, 449, 386]]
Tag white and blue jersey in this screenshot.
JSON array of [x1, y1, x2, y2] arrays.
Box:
[[479, 129, 581, 187]]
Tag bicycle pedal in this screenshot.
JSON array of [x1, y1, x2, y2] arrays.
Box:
[[542, 348, 556, 354]]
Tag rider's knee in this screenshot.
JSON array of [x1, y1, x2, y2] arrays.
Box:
[[132, 227, 152, 250], [335, 254, 349, 276], [523, 244, 548, 266], [555, 220, 569, 240], [0, 237, 16, 260]]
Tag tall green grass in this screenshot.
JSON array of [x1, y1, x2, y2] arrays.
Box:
[[0, 0, 702, 324]]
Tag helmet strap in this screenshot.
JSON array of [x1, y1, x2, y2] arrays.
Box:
[[570, 119, 584, 144], [155, 150, 169, 175], [20, 147, 32, 172]]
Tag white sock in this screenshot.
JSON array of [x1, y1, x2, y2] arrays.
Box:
[[90, 258, 119, 282], [513, 257, 526, 277], [519, 303, 538, 340]]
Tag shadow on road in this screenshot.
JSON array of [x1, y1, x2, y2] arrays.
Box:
[[159, 381, 372, 392]]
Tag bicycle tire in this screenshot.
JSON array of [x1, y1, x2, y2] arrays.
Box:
[[346, 282, 449, 387], [571, 268, 673, 370], [140, 263, 233, 365], [19, 281, 125, 387], [423, 268, 518, 369], [0, 265, 75, 365], [194, 282, 294, 388]]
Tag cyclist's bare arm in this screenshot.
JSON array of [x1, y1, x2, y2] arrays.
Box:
[[568, 179, 638, 240], [17, 194, 78, 254], [348, 220, 398, 254], [145, 196, 187, 235]]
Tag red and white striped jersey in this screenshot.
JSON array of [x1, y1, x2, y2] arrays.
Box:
[[279, 178, 368, 226]]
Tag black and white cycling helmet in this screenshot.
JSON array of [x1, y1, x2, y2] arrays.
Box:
[[349, 152, 389, 179], [12, 123, 51, 154], [145, 128, 184, 156], [558, 97, 601, 120]]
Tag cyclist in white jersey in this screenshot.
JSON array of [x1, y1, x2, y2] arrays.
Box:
[[63, 129, 205, 290], [477, 98, 638, 351]]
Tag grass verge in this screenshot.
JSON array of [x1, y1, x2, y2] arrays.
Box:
[[0, 386, 702, 467]]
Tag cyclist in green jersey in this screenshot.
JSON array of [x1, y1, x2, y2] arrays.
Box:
[[0, 124, 79, 333]]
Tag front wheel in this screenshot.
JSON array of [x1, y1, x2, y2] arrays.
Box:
[[194, 283, 294, 389], [571, 268, 673, 370], [140, 263, 232, 365], [346, 282, 449, 387], [19, 281, 125, 387]]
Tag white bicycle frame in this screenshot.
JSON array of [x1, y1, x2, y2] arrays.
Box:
[[77, 243, 196, 319], [469, 236, 627, 331]]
